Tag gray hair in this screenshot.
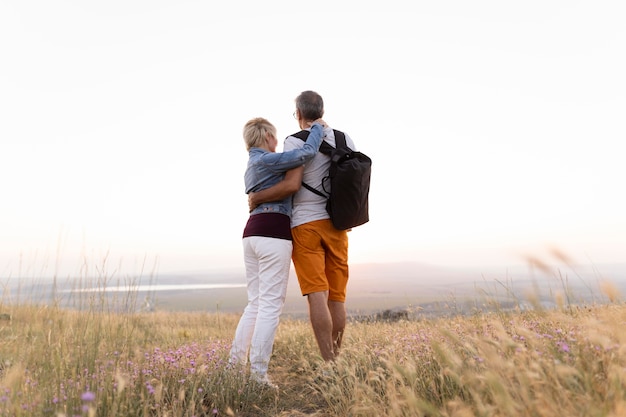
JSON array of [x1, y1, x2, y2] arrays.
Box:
[[295, 90, 324, 121]]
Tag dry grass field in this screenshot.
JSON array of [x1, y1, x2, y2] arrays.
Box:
[[1, 275, 625, 417]]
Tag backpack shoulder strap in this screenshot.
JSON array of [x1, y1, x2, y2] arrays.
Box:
[[301, 182, 327, 198], [333, 130, 346, 150], [290, 130, 330, 198], [291, 130, 309, 141], [292, 129, 347, 155]]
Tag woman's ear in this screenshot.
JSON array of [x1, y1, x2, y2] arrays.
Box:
[[264, 131, 277, 151]]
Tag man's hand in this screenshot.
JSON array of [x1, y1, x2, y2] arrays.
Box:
[[246, 167, 305, 213], [248, 192, 259, 212]]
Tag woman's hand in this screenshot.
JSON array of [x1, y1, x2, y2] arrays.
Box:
[[308, 118, 327, 128]]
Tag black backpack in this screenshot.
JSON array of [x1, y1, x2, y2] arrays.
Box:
[[292, 129, 371, 230]]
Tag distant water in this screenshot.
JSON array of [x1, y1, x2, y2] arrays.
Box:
[[62, 283, 246, 293]]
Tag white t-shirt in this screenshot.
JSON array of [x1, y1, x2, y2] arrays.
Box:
[[283, 126, 357, 228]]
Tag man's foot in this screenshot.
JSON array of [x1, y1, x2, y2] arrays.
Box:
[[311, 360, 339, 385]]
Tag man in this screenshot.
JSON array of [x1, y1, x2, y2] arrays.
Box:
[[248, 90, 357, 361]]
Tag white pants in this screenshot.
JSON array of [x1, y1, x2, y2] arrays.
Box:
[[230, 236, 292, 377]]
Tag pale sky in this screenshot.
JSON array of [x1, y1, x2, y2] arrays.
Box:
[[2, 1, 625, 278]]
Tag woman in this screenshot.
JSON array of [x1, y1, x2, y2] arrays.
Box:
[[229, 116, 326, 388]]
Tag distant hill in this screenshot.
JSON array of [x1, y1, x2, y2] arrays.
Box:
[[4, 261, 625, 318]]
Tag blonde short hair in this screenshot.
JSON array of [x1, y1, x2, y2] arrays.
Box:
[[243, 117, 276, 151]]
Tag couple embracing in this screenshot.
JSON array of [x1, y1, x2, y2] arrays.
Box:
[[229, 90, 359, 388]]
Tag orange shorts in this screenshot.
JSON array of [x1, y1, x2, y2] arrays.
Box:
[[291, 219, 349, 302]]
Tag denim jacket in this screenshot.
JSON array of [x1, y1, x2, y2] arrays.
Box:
[[245, 123, 324, 217]]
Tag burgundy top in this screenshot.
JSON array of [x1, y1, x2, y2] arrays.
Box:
[[242, 213, 292, 240]]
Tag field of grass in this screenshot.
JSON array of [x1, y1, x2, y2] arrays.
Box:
[[1, 274, 625, 417]]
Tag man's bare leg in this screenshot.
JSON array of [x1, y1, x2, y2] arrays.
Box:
[[307, 291, 335, 361], [329, 300, 346, 357]]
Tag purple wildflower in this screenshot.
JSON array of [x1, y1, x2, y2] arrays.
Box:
[[81, 391, 96, 402]]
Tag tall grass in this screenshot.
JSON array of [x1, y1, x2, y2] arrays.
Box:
[[0, 267, 624, 416]]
